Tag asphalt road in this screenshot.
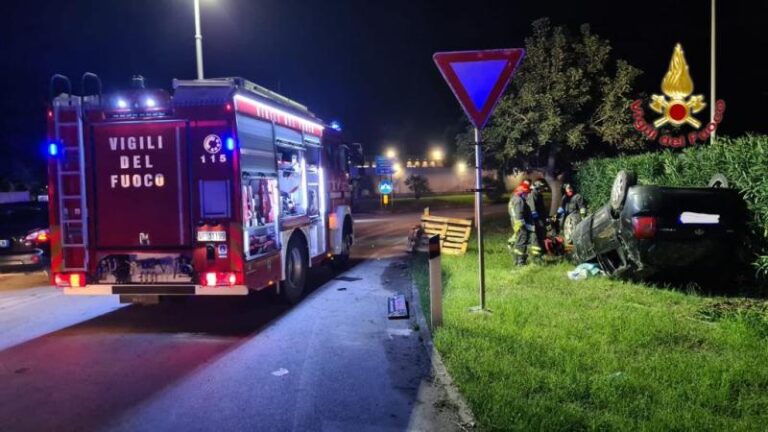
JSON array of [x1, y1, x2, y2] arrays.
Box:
[[0, 206, 500, 432]]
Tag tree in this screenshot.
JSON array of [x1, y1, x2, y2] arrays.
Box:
[[458, 18, 643, 213], [404, 174, 431, 199]]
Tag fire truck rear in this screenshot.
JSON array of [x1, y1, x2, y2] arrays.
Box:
[[47, 74, 354, 303]]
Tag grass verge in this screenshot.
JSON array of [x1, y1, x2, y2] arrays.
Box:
[[412, 216, 768, 431]]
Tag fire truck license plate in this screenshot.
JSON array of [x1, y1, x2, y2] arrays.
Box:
[[0, 239, 9, 248], [197, 231, 226, 242]]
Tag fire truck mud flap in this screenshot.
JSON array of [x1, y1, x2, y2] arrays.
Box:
[[63, 284, 248, 296]]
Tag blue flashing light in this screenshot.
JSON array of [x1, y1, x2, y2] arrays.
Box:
[[330, 120, 342, 131], [48, 142, 58, 157], [116, 98, 128, 109], [226, 137, 235, 151]]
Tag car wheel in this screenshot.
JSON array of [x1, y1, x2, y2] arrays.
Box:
[[610, 170, 637, 214], [332, 220, 353, 270], [280, 235, 308, 304], [563, 213, 581, 244], [708, 173, 729, 188]]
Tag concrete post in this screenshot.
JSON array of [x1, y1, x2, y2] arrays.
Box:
[[429, 235, 443, 328]]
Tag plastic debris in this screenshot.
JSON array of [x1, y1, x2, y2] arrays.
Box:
[[568, 269, 588, 281], [568, 263, 604, 281], [271, 368, 289, 377], [388, 294, 409, 319]]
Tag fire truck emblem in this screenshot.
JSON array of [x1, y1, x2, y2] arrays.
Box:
[[649, 44, 705, 128], [203, 134, 223, 154], [630, 43, 725, 148]]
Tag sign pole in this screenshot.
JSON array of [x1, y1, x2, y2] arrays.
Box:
[[710, 0, 716, 142], [474, 127, 486, 311], [432, 48, 525, 314]]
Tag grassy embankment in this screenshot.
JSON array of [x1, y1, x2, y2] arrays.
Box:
[[412, 215, 768, 431]]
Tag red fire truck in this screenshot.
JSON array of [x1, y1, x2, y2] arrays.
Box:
[[47, 74, 355, 304]]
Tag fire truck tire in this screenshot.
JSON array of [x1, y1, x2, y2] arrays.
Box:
[[281, 235, 308, 304], [332, 218, 353, 270]]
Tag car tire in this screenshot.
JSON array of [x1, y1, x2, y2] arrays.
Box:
[[280, 234, 308, 304], [610, 170, 637, 214], [708, 173, 729, 188], [332, 219, 353, 270], [563, 213, 581, 244]]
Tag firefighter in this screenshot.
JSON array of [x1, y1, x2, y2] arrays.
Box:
[[557, 183, 587, 232], [528, 180, 547, 253], [508, 182, 535, 266]]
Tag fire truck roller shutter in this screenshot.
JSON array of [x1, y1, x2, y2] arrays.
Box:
[[236, 115, 277, 175], [274, 125, 303, 146], [330, 205, 353, 255]]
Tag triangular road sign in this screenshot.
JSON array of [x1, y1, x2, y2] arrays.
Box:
[[433, 49, 525, 129]]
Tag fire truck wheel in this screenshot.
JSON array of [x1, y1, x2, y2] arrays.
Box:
[[332, 219, 353, 270], [281, 235, 308, 304]]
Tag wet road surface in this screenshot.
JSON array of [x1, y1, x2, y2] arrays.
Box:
[[0, 207, 499, 432]]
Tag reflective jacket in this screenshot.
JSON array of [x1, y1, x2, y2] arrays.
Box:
[[509, 194, 532, 223], [560, 193, 586, 216], [527, 189, 547, 219]]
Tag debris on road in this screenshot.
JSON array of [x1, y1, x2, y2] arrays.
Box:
[[386, 328, 413, 339], [336, 287, 348, 291], [271, 368, 289, 377], [388, 294, 409, 319]]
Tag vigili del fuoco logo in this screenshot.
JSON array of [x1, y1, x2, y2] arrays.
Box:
[[631, 44, 725, 148]]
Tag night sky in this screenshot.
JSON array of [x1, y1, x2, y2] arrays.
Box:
[[1, 0, 766, 182]]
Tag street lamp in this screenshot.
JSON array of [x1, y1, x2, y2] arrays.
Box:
[[431, 148, 444, 161], [385, 148, 397, 159], [194, 0, 205, 79]]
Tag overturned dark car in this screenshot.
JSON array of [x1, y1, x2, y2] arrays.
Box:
[[569, 171, 747, 281]]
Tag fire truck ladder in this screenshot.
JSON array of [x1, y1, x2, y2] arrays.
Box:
[[50, 74, 92, 272]]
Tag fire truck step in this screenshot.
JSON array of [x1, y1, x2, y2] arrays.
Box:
[[112, 285, 196, 295]]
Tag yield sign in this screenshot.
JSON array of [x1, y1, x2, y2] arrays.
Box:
[[433, 49, 525, 129]]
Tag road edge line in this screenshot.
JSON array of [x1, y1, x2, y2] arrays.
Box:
[[409, 275, 477, 430]]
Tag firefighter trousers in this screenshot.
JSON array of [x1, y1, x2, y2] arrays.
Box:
[[510, 223, 531, 265]]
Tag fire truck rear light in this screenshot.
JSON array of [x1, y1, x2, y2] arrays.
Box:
[[203, 272, 239, 287], [54, 272, 86, 288], [48, 142, 58, 156], [226, 137, 235, 151], [329, 214, 338, 230]]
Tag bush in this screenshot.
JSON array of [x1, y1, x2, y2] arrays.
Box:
[[483, 175, 507, 203], [404, 174, 431, 199], [575, 134, 768, 275]]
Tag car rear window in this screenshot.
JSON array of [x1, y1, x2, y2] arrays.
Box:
[[0, 204, 48, 229]]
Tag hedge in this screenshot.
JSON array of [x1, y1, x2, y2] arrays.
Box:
[[575, 134, 768, 275]]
